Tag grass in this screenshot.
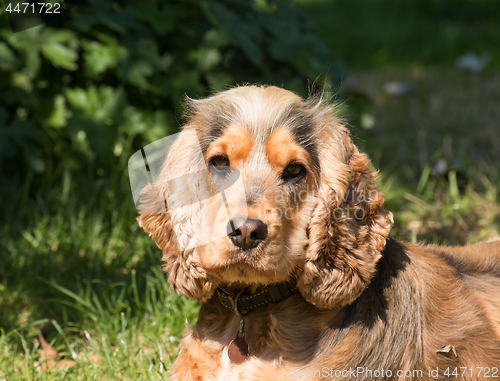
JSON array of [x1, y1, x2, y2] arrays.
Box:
[[297, 0, 500, 70], [1, 0, 499, 379], [297, 0, 500, 244], [350, 69, 500, 244], [0, 174, 199, 379], [1, 268, 197, 380]]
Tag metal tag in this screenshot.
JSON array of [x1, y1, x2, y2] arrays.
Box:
[[228, 318, 249, 364], [228, 332, 249, 364]]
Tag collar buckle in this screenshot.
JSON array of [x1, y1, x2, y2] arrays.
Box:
[[229, 289, 245, 317]]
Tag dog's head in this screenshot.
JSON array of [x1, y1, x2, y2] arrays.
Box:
[[137, 86, 393, 309]]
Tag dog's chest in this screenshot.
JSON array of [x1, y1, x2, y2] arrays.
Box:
[[213, 347, 286, 381], [173, 332, 287, 381], [213, 347, 256, 381]]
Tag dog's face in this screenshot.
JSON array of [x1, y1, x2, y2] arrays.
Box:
[[195, 88, 325, 286], [138, 86, 393, 309]]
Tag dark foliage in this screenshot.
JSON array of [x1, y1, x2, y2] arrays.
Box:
[[0, 0, 339, 187]]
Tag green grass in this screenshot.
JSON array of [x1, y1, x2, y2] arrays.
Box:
[[297, 0, 500, 70], [0, 267, 197, 380], [349, 69, 500, 244], [296, 0, 500, 243], [2, 0, 500, 378], [0, 173, 199, 379]]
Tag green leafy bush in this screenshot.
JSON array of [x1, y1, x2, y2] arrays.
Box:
[[0, 0, 339, 184]]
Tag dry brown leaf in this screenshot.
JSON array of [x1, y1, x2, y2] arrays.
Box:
[[88, 354, 103, 365], [77, 353, 103, 365], [41, 359, 77, 372], [436, 345, 458, 357], [36, 328, 76, 371], [36, 328, 57, 361]]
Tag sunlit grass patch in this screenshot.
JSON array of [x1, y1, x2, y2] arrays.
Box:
[[1, 264, 198, 380]]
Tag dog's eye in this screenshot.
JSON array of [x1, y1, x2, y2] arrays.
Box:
[[282, 163, 306, 182], [209, 156, 230, 167]]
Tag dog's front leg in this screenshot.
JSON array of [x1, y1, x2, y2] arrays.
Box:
[[169, 331, 222, 381]]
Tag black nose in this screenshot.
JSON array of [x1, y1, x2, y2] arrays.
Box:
[[227, 218, 268, 250]]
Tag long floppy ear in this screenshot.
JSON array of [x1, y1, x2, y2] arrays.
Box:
[[297, 114, 393, 309], [136, 128, 219, 302]]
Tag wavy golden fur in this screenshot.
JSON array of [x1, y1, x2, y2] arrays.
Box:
[[138, 85, 500, 380]]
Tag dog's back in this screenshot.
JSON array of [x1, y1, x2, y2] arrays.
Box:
[[367, 239, 500, 377], [430, 239, 500, 275], [432, 240, 500, 344]]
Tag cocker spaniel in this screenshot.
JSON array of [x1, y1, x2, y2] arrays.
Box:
[[137, 85, 500, 380]]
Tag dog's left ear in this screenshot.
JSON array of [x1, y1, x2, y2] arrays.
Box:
[[297, 114, 393, 309]]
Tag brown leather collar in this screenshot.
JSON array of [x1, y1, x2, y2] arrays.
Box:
[[217, 279, 297, 316]]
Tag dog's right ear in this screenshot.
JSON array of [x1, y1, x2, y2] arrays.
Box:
[[136, 128, 218, 302]]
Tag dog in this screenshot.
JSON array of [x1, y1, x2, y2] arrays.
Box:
[[137, 85, 500, 380]]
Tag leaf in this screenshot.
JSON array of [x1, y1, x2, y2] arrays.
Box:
[[203, 2, 264, 67], [38, 28, 79, 71], [45, 95, 68, 128], [36, 328, 76, 372], [25, 48, 42, 78], [203, 28, 231, 48], [118, 60, 153, 89], [120, 106, 147, 135], [41, 41, 78, 70], [41, 28, 77, 44], [0, 42, 17, 69], [82, 38, 128, 77], [4, 27, 43, 77], [196, 47, 221, 72], [65, 87, 90, 113], [436, 345, 457, 357], [66, 86, 124, 121], [67, 117, 117, 161]]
